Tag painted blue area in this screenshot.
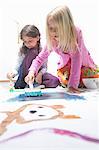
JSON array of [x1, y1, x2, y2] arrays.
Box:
[[6, 92, 85, 102], [24, 91, 42, 97], [64, 93, 85, 100]]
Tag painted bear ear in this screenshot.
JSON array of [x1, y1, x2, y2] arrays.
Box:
[[60, 115, 80, 119], [82, 78, 98, 89], [50, 105, 65, 109]]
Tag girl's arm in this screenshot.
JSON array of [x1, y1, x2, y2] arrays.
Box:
[[39, 61, 48, 74], [68, 29, 83, 89], [35, 61, 48, 84], [29, 46, 50, 76], [68, 28, 92, 90], [68, 49, 82, 89], [13, 52, 25, 75], [7, 52, 25, 79], [25, 46, 50, 84]]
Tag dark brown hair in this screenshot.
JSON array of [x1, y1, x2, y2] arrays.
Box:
[[20, 25, 41, 54]]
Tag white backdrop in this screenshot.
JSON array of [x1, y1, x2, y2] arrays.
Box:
[[0, 0, 99, 80]]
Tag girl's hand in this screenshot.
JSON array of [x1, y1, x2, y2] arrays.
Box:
[[67, 87, 81, 94], [7, 72, 15, 80], [25, 71, 35, 84], [35, 72, 42, 84]]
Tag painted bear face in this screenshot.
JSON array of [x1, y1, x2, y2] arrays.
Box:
[[20, 104, 59, 121]]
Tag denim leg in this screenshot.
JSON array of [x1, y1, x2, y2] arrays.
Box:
[[14, 77, 27, 89]]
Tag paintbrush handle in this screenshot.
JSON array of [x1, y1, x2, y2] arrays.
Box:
[[9, 80, 14, 91], [29, 81, 34, 89]]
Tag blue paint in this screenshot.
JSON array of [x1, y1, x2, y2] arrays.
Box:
[[7, 92, 85, 102], [24, 91, 42, 97], [64, 93, 85, 100]]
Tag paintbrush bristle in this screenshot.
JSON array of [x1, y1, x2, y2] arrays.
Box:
[[24, 91, 42, 97]]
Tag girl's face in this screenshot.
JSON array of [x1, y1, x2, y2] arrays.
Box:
[[48, 19, 59, 47], [22, 36, 39, 49]]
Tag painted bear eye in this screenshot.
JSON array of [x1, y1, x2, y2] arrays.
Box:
[[38, 106, 43, 108], [38, 115, 45, 117]]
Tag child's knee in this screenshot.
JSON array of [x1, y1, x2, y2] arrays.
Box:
[[54, 77, 60, 87], [82, 78, 99, 89]]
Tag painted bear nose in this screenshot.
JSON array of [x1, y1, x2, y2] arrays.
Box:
[[29, 110, 37, 114]]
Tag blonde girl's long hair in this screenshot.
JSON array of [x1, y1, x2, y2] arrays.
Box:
[[46, 5, 77, 52]]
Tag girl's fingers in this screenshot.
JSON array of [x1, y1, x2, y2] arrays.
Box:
[[25, 75, 34, 84], [67, 87, 81, 94], [25, 76, 29, 83]]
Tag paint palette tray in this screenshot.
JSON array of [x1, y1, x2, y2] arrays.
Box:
[[24, 91, 42, 97]]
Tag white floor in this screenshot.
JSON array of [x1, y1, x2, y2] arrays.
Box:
[[0, 84, 99, 150]]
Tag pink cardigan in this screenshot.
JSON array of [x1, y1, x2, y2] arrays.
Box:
[[29, 28, 96, 88]]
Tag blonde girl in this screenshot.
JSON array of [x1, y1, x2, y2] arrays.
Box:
[[25, 6, 99, 93]]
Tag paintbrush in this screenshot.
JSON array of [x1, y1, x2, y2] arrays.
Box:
[[9, 80, 14, 92], [25, 81, 42, 96], [28, 81, 34, 89]]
